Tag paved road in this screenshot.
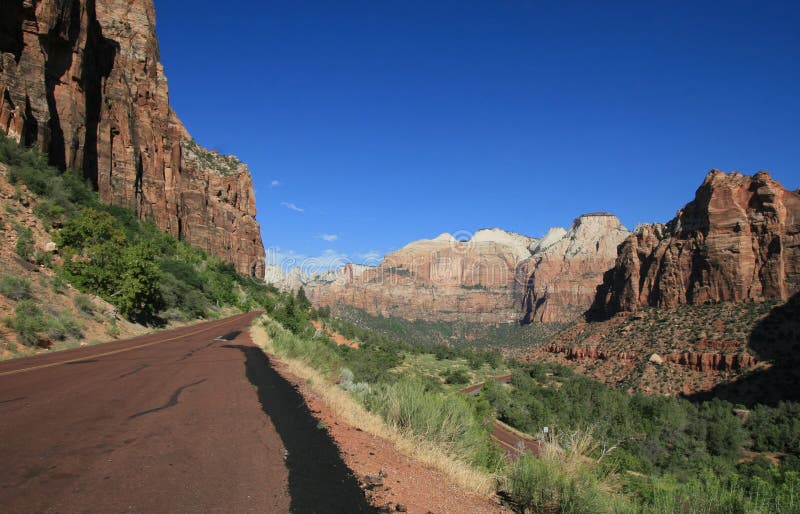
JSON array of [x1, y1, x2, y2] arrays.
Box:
[[0, 312, 373, 513], [460, 375, 541, 460]]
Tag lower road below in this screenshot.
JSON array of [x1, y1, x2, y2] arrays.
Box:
[[0, 312, 374, 513]]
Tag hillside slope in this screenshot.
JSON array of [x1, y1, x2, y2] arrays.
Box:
[[0, 163, 145, 358]]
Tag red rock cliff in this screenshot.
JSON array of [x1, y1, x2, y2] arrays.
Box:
[[0, 0, 265, 276], [518, 214, 629, 323], [597, 170, 800, 314], [307, 230, 534, 323]]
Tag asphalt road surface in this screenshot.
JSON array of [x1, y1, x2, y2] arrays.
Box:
[[460, 375, 541, 460], [0, 312, 374, 513]]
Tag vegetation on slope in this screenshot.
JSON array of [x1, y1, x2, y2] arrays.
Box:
[[336, 305, 566, 348], [0, 134, 275, 332], [484, 361, 800, 512], [265, 292, 800, 513]]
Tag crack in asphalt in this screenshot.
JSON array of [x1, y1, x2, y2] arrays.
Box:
[[177, 341, 216, 362], [65, 359, 99, 365], [128, 379, 207, 419], [0, 396, 27, 405], [116, 364, 149, 379], [214, 331, 241, 342]]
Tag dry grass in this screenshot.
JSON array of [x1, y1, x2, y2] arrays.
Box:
[[249, 317, 497, 496]]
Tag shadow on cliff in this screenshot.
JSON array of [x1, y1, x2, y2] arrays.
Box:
[[584, 268, 616, 322], [686, 291, 800, 407]]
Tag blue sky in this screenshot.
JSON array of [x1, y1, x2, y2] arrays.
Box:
[[155, 0, 800, 269]]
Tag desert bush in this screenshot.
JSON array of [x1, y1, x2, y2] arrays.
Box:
[[643, 471, 800, 514], [74, 294, 94, 314], [6, 300, 47, 346], [105, 319, 121, 339], [265, 318, 342, 377], [14, 223, 34, 260], [441, 367, 471, 385], [364, 378, 502, 470], [0, 274, 33, 301], [338, 368, 372, 396], [506, 453, 612, 513], [504, 430, 634, 514], [45, 311, 83, 341], [32, 199, 65, 227]]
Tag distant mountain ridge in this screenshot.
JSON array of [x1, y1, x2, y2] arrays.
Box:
[[270, 170, 799, 327], [270, 216, 630, 324]]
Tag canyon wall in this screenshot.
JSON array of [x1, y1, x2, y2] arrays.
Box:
[[306, 230, 535, 323], [518, 214, 629, 323], [282, 218, 628, 324], [0, 0, 265, 276], [596, 170, 800, 314]]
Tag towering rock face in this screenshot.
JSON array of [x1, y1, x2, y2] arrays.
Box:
[[294, 220, 630, 324], [305, 230, 536, 323], [0, 0, 265, 276], [597, 170, 800, 314], [519, 214, 629, 323]]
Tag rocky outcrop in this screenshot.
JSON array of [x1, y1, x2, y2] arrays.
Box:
[[0, 0, 264, 276], [662, 352, 757, 372], [543, 344, 632, 362], [542, 344, 756, 372], [518, 214, 629, 323], [597, 171, 800, 314]]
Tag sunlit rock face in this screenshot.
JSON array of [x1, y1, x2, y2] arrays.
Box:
[[518, 214, 630, 323], [301, 229, 532, 323], [596, 170, 800, 314], [302, 220, 630, 324], [0, 0, 265, 276]]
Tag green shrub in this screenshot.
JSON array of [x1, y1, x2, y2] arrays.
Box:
[[364, 378, 502, 470], [105, 319, 121, 339], [7, 300, 47, 346], [441, 367, 471, 385], [45, 311, 83, 341], [505, 453, 617, 514], [644, 471, 800, 514], [0, 274, 33, 301], [265, 318, 343, 377], [74, 294, 94, 315], [50, 274, 68, 294], [14, 224, 34, 260], [32, 199, 65, 227]]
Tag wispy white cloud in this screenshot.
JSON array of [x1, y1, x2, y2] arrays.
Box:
[[318, 234, 338, 242], [354, 250, 383, 264], [281, 202, 304, 213], [270, 180, 281, 188], [265, 247, 349, 274]]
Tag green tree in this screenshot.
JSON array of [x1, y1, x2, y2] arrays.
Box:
[[296, 286, 312, 311], [116, 243, 163, 321], [58, 207, 126, 249]]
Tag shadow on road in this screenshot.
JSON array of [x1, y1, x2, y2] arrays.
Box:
[[223, 344, 375, 514]]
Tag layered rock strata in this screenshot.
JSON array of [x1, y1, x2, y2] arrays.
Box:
[[0, 0, 264, 276], [518, 214, 629, 323], [278, 219, 629, 324], [597, 170, 800, 314]]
